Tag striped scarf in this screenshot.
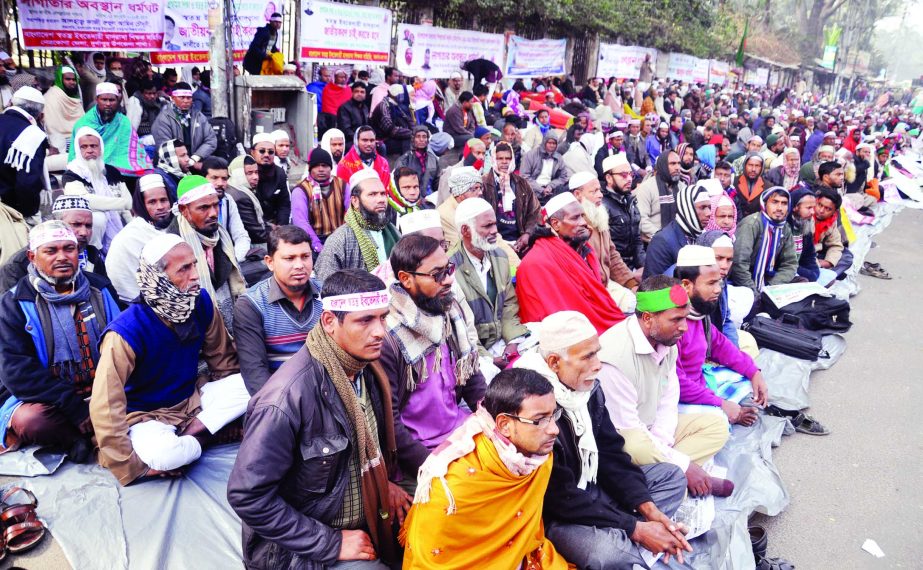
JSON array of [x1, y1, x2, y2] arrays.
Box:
[[344, 207, 400, 272], [674, 181, 708, 239], [752, 190, 790, 291], [136, 258, 198, 323]]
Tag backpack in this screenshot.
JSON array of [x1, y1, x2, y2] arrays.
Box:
[[760, 292, 852, 335]]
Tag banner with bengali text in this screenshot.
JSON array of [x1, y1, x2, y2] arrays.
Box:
[[18, 0, 164, 51], [708, 60, 730, 86], [745, 67, 769, 86], [504, 36, 566, 78], [667, 52, 710, 84], [596, 43, 658, 80], [151, 0, 270, 65], [395, 23, 504, 79], [299, 0, 392, 65]]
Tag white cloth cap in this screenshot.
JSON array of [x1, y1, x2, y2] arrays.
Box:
[[450, 71, 463, 80], [271, 129, 290, 143], [699, 178, 725, 197], [95, 82, 120, 97], [542, 192, 578, 219], [139, 173, 166, 193], [824, 131, 837, 138], [349, 168, 382, 191], [711, 235, 734, 249], [568, 171, 597, 191], [399, 209, 442, 235], [269, 14, 283, 22], [252, 132, 274, 146], [602, 153, 630, 173], [608, 130, 624, 139], [0, 51, 10, 61], [13, 86, 44, 105], [63, 181, 89, 196], [141, 233, 186, 264], [29, 220, 77, 251], [676, 245, 717, 267], [539, 311, 597, 354], [282, 63, 297, 72], [454, 197, 494, 228]]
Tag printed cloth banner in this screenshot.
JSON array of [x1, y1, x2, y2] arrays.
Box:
[[151, 0, 272, 65], [299, 0, 392, 64], [667, 52, 709, 83], [505, 36, 566, 78], [596, 43, 657, 80], [745, 67, 770, 87], [18, 0, 164, 51], [709, 60, 730, 86], [396, 23, 504, 79]]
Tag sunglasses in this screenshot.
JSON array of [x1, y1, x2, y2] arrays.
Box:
[[257, 148, 275, 155], [408, 261, 456, 283]]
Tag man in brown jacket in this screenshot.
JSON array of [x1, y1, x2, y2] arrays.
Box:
[[481, 142, 541, 256]]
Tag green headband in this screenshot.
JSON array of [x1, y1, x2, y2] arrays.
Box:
[[636, 285, 689, 314]]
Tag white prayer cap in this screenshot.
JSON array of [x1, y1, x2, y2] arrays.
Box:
[[63, 181, 89, 196], [141, 233, 186, 264], [12, 86, 44, 105], [823, 131, 837, 138], [568, 171, 597, 191], [282, 63, 297, 72], [711, 234, 734, 249], [252, 132, 274, 146], [608, 130, 624, 139], [676, 245, 717, 267], [271, 129, 290, 143], [29, 220, 77, 252], [139, 173, 166, 193], [349, 168, 382, 192], [450, 71, 463, 80], [538, 311, 597, 354], [602, 153, 630, 173], [658, 121, 669, 130], [61, 66, 77, 76], [454, 197, 494, 228], [699, 178, 724, 197], [399, 209, 441, 235], [542, 192, 578, 220], [95, 82, 120, 97]]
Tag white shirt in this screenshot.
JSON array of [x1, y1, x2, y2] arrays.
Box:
[[464, 246, 492, 293]]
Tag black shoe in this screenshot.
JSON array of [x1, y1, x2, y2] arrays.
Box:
[[67, 437, 95, 464]]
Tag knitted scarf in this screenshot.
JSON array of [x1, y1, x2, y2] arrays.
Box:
[[387, 176, 421, 216], [344, 207, 400, 272], [157, 139, 186, 179], [385, 283, 478, 392], [304, 326, 396, 562], [674, 182, 708, 239], [136, 258, 199, 323], [752, 190, 790, 291], [653, 151, 680, 226]]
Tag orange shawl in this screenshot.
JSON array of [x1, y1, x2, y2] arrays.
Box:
[[400, 434, 572, 569]]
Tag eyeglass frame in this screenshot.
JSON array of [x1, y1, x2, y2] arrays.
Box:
[[256, 148, 276, 155], [500, 407, 563, 428], [407, 261, 456, 283]]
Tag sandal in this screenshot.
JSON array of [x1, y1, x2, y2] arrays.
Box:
[[860, 265, 892, 279], [756, 556, 796, 569], [791, 412, 831, 436], [0, 487, 46, 554]]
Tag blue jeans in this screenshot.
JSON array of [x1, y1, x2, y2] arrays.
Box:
[[545, 463, 687, 570]]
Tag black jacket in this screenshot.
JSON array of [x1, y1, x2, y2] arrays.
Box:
[[336, 99, 370, 147], [227, 347, 397, 569], [543, 385, 653, 534], [243, 25, 278, 75], [0, 109, 46, 218], [602, 188, 645, 269], [227, 186, 271, 244], [0, 245, 113, 297], [255, 165, 291, 225]]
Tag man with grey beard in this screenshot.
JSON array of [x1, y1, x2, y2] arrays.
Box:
[[314, 168, 401, 281], [0, 221, 121, 462], [449, 197, 528, 373]]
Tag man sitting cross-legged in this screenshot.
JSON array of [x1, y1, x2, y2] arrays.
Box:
[[516, 311, 692, 568], [90, 234, 249, 485]]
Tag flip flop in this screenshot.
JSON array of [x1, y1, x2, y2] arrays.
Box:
[[791, 412, 830, 436]]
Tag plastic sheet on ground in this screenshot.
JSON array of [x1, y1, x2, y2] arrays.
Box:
[[0, 446, 66, 477], [830, 201, 900, 300], [17, 443, 242, 570], [756, 335, 847, 411]]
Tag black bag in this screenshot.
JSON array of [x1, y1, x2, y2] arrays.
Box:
[[760, 292, 852, 335], [743, 315, 828, 361]]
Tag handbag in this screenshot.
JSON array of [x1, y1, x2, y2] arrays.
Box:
[[743, 314, 828, 361], [760, 292, 852, 334]]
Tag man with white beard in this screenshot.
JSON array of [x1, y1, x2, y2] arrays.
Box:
[[62, 127, 132, 253], [448, 197, 529, 379]]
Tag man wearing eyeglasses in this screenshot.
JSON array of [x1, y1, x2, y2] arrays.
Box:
[[378, 234, 487, 493], [516, 311, 692, 568], [249, 132, 291, 227], [601, 153, 646, 272]]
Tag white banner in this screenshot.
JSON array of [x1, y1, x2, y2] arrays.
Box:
[[19, 0, 164, 51], [505, 36, 566, 78], [596, 43, 658, 80], [151, 0, 268, 65], [667, 52, 710, 84], [745, 67, 769, 86], [709, 60, 730, 86], [395, 23, 505, 79], [300, 0, 392, 65]]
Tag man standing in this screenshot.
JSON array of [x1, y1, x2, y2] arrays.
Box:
[[0, 222, 120, 461], [731, 187, 797, 294], [229, 269, 406, 568], [234, 225, 322, 395], [167, 176, 247, 327], [105, 174, 174, 303], [250, 133, 291, 226], [450, 198, 528, 374], [91, 234, 248, 485], [400, 368, 569, 569], [600, 154, 646, 272], [0, 86, 47, 218], [379, 234, 487, 487], [635, 151, 684, 243], [443, 92, 477, 149], [336, 126, 391, 191], [69, 82, 152, 177], [337, 81, 370, 146], [643, 181, 712, 278], [315, 169, 400, 281], [598, 276, 732, 498], [151, 82, 216, 174], [395, 126, 441, 197], [516, 193, 625, 334], [481, 142, 540, 256], [243, 12, 282, 75], [626, 119, 650, 173], [291, 148, 347, 253], [516, 311, 692, 567]]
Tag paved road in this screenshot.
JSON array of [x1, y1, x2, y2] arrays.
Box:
[[753, 208, 923, 569], [3, 209, 923, 569]]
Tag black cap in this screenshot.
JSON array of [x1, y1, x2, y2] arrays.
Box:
[[309, 148, 333, 169]]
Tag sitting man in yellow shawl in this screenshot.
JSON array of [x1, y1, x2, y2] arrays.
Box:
[[400, 368, 572, 569]]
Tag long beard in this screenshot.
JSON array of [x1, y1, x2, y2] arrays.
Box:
[[411, 287, 454, 315], [562, 232, 590, 250], [471, 231, 499, 252], [360, 202, 388, 229], [691, 294, 717, 316], [580, 198, 609, 231], [82, 156, 106, 179], [98, 107, 117, 122]]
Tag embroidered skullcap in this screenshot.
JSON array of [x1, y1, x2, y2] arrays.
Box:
[[449, 166, 482, 197], [52, 194, 90, 214]]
